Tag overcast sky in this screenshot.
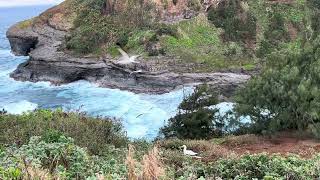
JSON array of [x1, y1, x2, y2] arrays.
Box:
[[0, 0, 64, 7]]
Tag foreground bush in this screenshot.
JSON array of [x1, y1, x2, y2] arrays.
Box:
[[162, 151, 320, 179], [0, 136, 128, 179], [214, 153, 320, 179], [0, 109, 128, 154], [1, 134, 320, 179], [0, 135, 164, 180]]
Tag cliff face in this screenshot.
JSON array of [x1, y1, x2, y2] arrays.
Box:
[[6, 0, 253, 95], [6, 23, 37, 56], [7, 22, 249, 94]]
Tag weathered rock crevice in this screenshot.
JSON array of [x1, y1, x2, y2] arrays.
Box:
[[7, 35, 38, 56]]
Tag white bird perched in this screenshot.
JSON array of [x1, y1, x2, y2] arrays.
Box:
[[116, 48, 140, 65], [181, 145, 198, 156]]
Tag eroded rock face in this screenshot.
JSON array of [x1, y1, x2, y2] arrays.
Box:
[[6, 1, 251, 96], [6, 26, 38, 56], [7, 36, 38, 56]]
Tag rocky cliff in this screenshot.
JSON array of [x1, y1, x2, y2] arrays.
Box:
[[6, 0, 252, 95]]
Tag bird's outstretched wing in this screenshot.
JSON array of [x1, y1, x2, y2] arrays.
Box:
[[118, 48, 130, 59]]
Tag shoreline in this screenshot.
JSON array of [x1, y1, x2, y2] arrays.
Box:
[[6, 20, 251, 95]]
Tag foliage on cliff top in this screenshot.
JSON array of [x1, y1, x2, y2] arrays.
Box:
[[1, 133, 320, 179], [0, 109, 128, 155], [65, 0, 158, 55], [11, 0, 314, 73], [14, 0, 320, 72]]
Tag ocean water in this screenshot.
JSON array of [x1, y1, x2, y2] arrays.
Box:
[[0, 5, 197, 139], [0, 6, 238, 139]]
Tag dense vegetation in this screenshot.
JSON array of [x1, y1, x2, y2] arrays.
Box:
[[155, 0, 320, 140], [1, 111, 320, 179], [7, 0, 320, 178], [0, 109, 127, 154], [234, 0, 320, 138], [66, 0, 158, 55], [57, 0, 314, 71], [61, 0, 318, 69]]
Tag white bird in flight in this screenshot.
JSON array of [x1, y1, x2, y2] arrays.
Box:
[[181, 145, 198, 156], [116, 48, 140, 65], [130, 70, 143, 75]]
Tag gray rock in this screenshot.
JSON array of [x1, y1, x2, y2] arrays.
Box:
[[6, 21, 251, 96], [6, 25, 38, 56]]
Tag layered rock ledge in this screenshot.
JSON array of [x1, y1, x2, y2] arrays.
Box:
[[6, 17, 250, 95]]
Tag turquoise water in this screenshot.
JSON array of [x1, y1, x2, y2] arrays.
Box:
[[0, 6, 240, 139], [0, 6, 196, 139]]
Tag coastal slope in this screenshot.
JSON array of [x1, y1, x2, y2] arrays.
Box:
[[7, 0, 263, 94]]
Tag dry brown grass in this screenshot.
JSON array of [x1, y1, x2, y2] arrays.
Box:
[[220, 134, 262, 147], [126, 145, 165, 180], [23, 167, 54, 180], [126, 145, 138, 180], [17, 19, 33, 29], [96, 173, 106, 180], [159, 139, 234, 163], [141, 146, 165, 180], [20, 162, 61, 180]]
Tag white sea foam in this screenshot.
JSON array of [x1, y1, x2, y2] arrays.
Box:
[[213, 102, 251, 124], [55, 82, 191, 138], [1, 100, 38, 114], [0, 11, 248, 139], [0, 47, 247, 139]]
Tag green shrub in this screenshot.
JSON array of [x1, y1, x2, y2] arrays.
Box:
[[160, 85, 225, 139], [0, 167, 22, 180], [257, 12, 290, 57], [207, 0, 257, 43], [17, 19, 33, 29], [161, 15, 222, 64], [164, 149, 319, 179], [0, 136, 127, 179], [0, 109, 128, 154], [235, 38, 320, 135], [116, 33, 129, 48], [308, 123, 320, 139], [156, 24, 178, 37], [66, 0, 158, 54], [40, 129, 65, 143], [309, 0, 320, 9], [308, 0, 320, 38], [213, 153, 320, 179]]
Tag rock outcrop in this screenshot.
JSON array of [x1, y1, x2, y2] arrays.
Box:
[[6, 2, 251, 95], [6, 26, 38, 56]]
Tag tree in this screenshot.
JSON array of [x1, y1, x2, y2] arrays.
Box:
[[235, 37, 320, 135], [160, 85, 224, 139]]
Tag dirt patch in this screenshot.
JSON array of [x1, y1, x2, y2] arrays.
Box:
[[221, 133, 320, 158], [33, 0, 75, 31], [160, 133, 320, 164]]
